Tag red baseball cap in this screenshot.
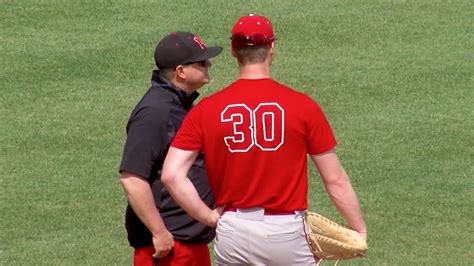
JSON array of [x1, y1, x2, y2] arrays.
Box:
[[231, 14, 275, 48]]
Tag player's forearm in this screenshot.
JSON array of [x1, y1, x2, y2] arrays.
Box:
[[311, 151, 366, 236], [325, 178, 367, 235], [120, 173, 168, 236]]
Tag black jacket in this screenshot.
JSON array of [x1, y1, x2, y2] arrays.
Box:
[[119, 70, 215, 247]]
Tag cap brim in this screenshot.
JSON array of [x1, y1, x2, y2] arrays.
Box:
[[188, 46, 223, 63]]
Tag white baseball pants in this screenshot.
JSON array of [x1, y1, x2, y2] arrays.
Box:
[[214, 208, 316, 266]]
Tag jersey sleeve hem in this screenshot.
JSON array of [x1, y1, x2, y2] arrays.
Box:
[[308, 142, 337, 155], [170, 142, 201, 151]]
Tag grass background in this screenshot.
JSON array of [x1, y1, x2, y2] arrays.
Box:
[[1, 0, 473, 265]]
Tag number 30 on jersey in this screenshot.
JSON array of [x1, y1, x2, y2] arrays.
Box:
[[220, 103, 285, 152]]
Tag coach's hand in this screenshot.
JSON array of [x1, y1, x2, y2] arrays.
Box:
[[152, 230, 174, 258]]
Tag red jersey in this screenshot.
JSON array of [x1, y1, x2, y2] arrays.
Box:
[[172, 78, 336, 211]]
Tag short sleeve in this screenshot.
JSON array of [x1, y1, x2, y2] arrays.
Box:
[[119, 106, 169, 178], [305, 99, 337, 155], [171, 103, 204, 151]]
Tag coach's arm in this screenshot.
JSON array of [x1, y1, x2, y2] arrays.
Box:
[[120, 171, 174, 258]]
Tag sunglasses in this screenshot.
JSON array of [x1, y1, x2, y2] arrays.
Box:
[[184, 60, 208, 67]]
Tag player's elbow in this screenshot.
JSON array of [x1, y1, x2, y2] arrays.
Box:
[[161, 173, 172, 186], [325, 175, 352, 194], [160, 167, 175, 187], [162, 147, 196, 187]]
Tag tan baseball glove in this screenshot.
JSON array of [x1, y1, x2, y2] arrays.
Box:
[[306, 212, 368, 263]]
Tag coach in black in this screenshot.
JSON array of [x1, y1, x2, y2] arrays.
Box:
[[119, 32, 222, 266]]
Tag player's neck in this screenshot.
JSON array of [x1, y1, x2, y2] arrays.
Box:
[[238, 64, 271, 79]]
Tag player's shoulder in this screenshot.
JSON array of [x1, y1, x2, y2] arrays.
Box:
[[272, 80, 319, 104], [193, 82, 236, 106]]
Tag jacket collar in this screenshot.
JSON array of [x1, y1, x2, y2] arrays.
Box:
[[150, 70, 199, 109]]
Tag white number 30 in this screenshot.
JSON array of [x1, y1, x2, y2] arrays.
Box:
[[220, 103, 285, 152]]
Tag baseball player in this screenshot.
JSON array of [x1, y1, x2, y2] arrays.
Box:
[[119, 32, 222, 266], [161, 15, 367, 265]]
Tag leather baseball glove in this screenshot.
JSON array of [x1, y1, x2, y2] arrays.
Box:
[[305, 212, 368, 263]]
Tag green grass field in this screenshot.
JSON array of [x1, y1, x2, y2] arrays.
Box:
[[2, 0, 473, 265]]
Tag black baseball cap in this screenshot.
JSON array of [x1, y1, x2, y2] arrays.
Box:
[[154, 31, 223, 69]]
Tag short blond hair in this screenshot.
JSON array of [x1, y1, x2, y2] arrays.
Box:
[[234, 45, 271, 65]]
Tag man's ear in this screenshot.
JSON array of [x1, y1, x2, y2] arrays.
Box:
[[270, 42, 275, 55], [175, 65, 186, 79], [231, 48, 237, 58]]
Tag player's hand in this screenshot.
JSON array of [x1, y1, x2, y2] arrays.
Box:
[[152, 230, 174, 259], [209, 205, 226, 227], [357, 230, 367, 242]]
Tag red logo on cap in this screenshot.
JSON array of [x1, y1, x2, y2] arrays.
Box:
[[193, 36, 206, 49]]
